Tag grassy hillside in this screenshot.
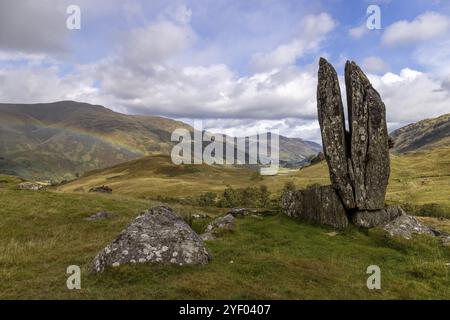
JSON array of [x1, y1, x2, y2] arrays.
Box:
[[0, 101, 321, 181], [390, 113, 450, 153], [58, 147, 450, 215], [0, 101, 191, 181], [1, 175, 449, 299]]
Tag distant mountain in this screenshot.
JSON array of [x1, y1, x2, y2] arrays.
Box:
[[0, 101, 190, 180], [278, 135, 322, 167], [0, 101, 320, 180], [390, 113, 450, 153]]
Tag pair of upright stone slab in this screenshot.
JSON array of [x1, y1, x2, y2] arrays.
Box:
[[282, 58, 390, 229], [318, 58, 390, 213]]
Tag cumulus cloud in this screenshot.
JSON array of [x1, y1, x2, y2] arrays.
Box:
[[362, 56, 389, 74], [250, 13, 336, 71], [0, 65, 100, 104], [201, 118, 322, 143], [1, 2, 449, 143], [368, 68, 450, 124], [93, 61, 318, 120], [349, 24, 368, 39], [382, 12, 450, 46], [0, 0, 70, 54], [121, 21, 195, 68]]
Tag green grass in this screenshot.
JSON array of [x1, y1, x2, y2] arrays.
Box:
[[58, 148, 450, 217], [1, 175, 449, 299]]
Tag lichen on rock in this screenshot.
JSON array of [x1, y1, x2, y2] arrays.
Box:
[[90, 206, 210, 273]]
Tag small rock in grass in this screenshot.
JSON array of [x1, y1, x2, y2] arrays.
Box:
[[85, 211, 113, 221]]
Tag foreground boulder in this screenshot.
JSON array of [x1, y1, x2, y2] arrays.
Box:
[[90, 206, 210, 273], [282, 185, 349, 229], [201, 214, 235, 241]]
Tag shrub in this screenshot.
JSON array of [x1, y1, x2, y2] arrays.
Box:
[[196, 192, 217, 207], [282, 181, 296, 193]]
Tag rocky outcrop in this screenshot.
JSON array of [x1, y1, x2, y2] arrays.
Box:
[[228, 208, 258, 217], [383, 215, 436, 240], [352, 205, 405, 228], [317, 58, 356, 210], [18, 182, 46, 191], [345, 61, 390, 210], [283, 58, 391, 229], [201, 214, 235, 241], [317, 58, 390, 212], [282, 185, 349, 229], [309, 152, 325, 166], [90, 206, 210, 273], [89, 185, 112, 194], [283, 58, 447, 241], [85, 211, 113, 221]]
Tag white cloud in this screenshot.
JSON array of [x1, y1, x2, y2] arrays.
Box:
[[122, 20, 196, 68], [1, 4, 449, 142], [368, 68, 450, 124], [362, 56, 389, 74], [250, 13, 336, 71], [382, 12, 450, 46], [0, 65, 101, 104], [0, 0, 69, 54], [202, 118, 322, 143], [93, 60, 319, 120], [349, 24, 368, 39]]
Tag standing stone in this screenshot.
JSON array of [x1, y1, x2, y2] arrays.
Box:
[[345, 61, 390, 210], [317, 58, 356, 209], [281, 185, 349, 229]]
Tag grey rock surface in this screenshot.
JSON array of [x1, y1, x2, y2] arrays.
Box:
[[345, 61, 390, 210], [85, 211, 113, 221], [352, 205, 405, 228], [281, 185, 349, 229], [383, 215, 435, 240], [228, 208, 257, 217], [201, 214, 235, 241], [90, 206, 210, 273], [89, 185, 112, 194], [317, 58, 356, 210], [18, 182, 46, 191]]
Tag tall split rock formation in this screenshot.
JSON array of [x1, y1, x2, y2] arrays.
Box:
[[282, 58, 392, 229]]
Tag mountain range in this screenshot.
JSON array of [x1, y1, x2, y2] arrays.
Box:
[[0, 101, 321, 180]]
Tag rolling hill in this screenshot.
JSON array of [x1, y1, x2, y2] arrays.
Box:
[[59, 145, 450, 216], [390, 113, 450, 153], [0, 101, 321, 180]]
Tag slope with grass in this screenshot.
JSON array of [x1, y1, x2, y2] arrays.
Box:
[[390, 113, 450, 153], [58, 147, 450, 217], [1, 174, 449, 299], [0, 101, 321, 181]]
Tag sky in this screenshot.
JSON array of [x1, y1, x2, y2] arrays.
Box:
[[0, 0, 450, 143]]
